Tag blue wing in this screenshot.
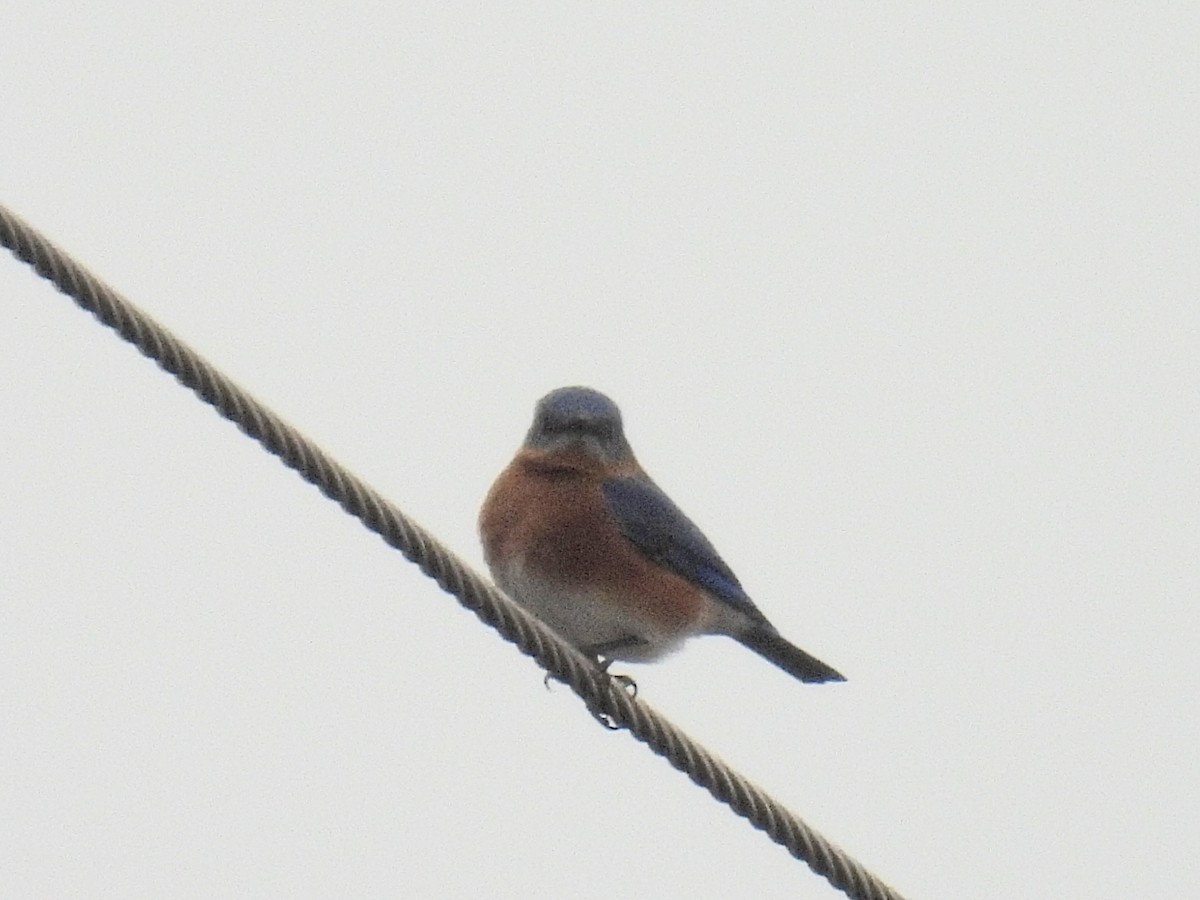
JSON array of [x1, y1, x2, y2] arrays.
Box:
[[601, 476, 766, 622]]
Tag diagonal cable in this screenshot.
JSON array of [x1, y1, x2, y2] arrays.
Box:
[[1, 201, 907, 900]]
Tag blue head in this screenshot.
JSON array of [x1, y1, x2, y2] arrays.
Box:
[[524, 387, 634, 463]]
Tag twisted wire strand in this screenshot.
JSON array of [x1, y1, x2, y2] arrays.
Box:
[[2, 202, 907, 900]]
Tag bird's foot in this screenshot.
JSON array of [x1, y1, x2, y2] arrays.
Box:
[[602, 666, 638, 699]]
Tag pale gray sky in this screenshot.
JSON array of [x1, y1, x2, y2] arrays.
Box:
[[2, 6, 1197, 899]]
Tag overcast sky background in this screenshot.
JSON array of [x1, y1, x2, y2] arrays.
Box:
[[2, 7, 1197, 899]]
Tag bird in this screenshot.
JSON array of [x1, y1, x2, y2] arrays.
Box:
[[478, 386, 844, 684]]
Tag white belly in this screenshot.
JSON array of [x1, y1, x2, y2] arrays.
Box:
[[491, 557, 688, 662]]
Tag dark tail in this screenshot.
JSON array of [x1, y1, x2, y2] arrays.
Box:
[[736, 626, 845, 684]]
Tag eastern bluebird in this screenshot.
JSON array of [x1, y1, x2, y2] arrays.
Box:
[[479, 387, 844, 684]]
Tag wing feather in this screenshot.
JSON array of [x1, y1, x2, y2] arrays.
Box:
[[600, 476, 765, 622]]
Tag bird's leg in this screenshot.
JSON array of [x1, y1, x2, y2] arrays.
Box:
[[581, 636, 642, 700], [583, 658, 638, 731], [542, 636, 642, 730], [541, 635, 641, 696]]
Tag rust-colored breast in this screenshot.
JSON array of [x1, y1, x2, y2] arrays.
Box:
[[479, 449, 706, 633]]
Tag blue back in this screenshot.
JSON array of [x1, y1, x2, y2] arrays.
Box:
[[601, 475, 766, 622]]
